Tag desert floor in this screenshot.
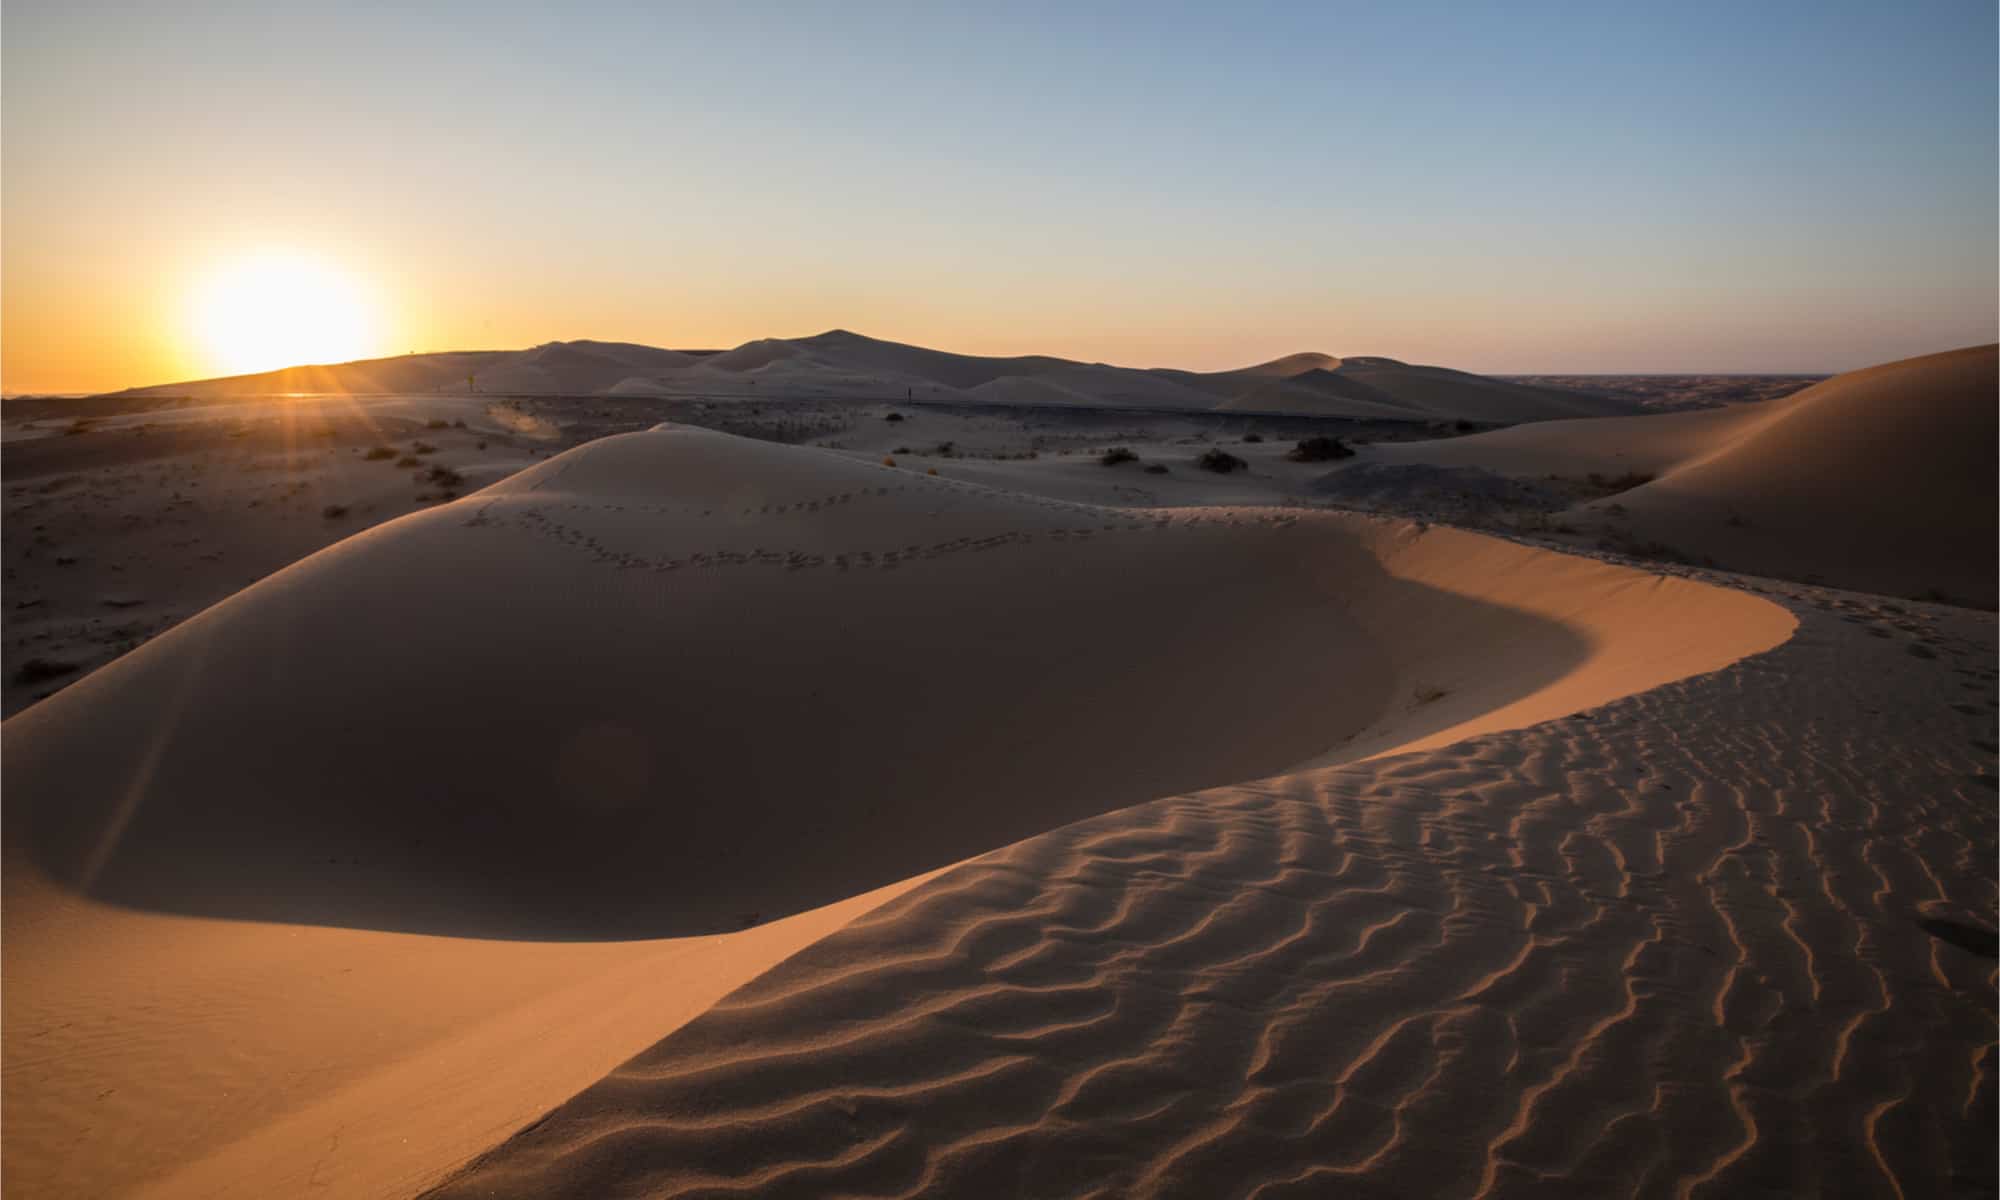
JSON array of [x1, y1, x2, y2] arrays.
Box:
[[2, 371, 1992, 1199]]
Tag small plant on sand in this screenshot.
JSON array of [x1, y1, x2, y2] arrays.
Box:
[[1287, 436, 1354, 463], [1100, 446, 1139, 466], [1143, 463, 1169, 475], [364, 446, 397, 461], [423, 464, 464, 488], [884, 412, 906, 422], [413, 441, 438, 455], [396, 455, 423, 468], [321, 504, 350, 519], [882, 455, 897, 467], [926, 467, 938, 476], [425, 418, 451, 430], [1197, 448, 1247, 473], [1586, 471, 1655, 492], [1413, 684, 1449, 705], [12, 657, 78, 686], [1243, 433, 1264, 443]]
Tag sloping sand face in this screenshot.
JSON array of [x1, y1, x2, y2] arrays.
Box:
[[1372, 344, 1999, 607], [3, 428, 1795, 1197], [430, 591, 1995, 1200], [1598, 345, 1997, 607], [5, 429, 1789, 940]]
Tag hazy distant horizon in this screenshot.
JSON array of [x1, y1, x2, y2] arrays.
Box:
[[5, 0, 1995, 393], [0, 325, 1902, 401]]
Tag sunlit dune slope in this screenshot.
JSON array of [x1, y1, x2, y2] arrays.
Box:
[[1369, 393, 1785, 478]]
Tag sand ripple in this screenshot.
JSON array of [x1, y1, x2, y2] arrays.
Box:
[[430, 587, 1996, 1199]]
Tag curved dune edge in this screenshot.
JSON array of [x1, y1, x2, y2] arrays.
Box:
[[3, 431, 1794, 1199], [428, 589, 1997, 1200]]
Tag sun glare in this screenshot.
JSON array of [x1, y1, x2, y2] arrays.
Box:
[[189, 250, 380, 378]]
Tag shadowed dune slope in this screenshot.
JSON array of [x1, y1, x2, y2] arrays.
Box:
[[1, 427, 1799, 1198], [1370, 345, 1998, 606], [1597, 345, 1998, 606], [2, 427, 1789, 942]]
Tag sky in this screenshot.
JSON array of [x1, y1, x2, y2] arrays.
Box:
[[4, 0, 1995, 393]]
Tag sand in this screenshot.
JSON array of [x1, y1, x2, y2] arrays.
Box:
[[3, 358, 1992, 1198], [429, 583, 1997, 1199], [1371, 345, 1999, 606]]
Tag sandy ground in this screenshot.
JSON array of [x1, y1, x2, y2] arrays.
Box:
[[1499, 374, 1825, 412], [2, 353, 1993, 1199], [429, 580, 1996, 1200]]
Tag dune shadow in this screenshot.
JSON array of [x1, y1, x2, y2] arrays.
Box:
[[3, 493, 1595, 941]]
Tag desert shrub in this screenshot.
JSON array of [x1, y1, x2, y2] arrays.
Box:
[[413, 441, 438, 455], [13, 657, 78, 685], [1287, 436, 1354, 463], [892, 446, 911, 454], [1143, 463, 1169, 475], [1413, 684, 1449, 705], [1100, 446, 1139, 466], [934, 441, 956, 457], [321, 504, 350, 519], [1586, 471, 1654, 491], [452, 418, 468, 429], [1197, 449, 1247, 473], [364, 446, 397, 461], [396, 455, 422, 468], [424, 464, 464, 488], [1243, 433, 1264, 443], [425, 418, 450, 430], [884, 412, 906, 422]]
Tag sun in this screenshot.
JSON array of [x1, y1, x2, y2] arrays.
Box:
[[189, 250, 381, 378]]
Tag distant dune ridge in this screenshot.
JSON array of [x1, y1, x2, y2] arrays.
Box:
[[105, 329, 1638, 424]]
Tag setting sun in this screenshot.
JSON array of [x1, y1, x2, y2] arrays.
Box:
[[188, 250, 380, 378]]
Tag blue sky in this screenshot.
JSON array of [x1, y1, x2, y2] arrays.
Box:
[[4, 0, 1995, 390]]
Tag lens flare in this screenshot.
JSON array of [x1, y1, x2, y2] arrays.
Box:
[[189, 250, 380, 377]]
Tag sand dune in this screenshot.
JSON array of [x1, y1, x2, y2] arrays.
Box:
[[3, 428, 1789, 940], [1371, 345, 1999, 606], [429, 585, 1997, 1200], [4, 426, 1812, 1197], [1594, 345, 1997, 606]]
